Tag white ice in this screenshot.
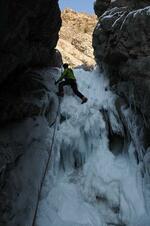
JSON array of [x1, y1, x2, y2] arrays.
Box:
[[36, 68, 148, 226]]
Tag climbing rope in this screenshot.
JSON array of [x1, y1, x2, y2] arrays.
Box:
[[32, 96, 61, 226]]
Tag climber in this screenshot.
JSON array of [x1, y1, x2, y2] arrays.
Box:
[[55, 63, 88, 104]]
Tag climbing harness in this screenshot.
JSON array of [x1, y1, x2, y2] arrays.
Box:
[[32, 96, 61, 226]]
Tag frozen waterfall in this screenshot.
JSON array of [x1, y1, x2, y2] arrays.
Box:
[[36, 68, 149, 226]]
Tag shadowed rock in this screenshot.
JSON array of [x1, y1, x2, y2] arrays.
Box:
[[93, 1, 150, 201], [0, 0, 62, 84], [93, 1, 150, 120], [0, 0, 62, 225], [94, 0, 150, 17]]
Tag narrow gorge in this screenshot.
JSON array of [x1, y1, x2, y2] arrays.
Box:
[[0, 0, 150, 226]]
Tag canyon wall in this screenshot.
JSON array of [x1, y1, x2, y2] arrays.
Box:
[[93, 0, 150, 148], [0, 0, 61, 225], [57, 8, 97, 69], [93, 0, 150, 213]]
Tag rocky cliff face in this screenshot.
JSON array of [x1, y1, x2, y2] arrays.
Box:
[[94, 0, 150, 17], [0, 0, 61, 225], [93, 0, 150, 210], [93, 0, 150, 136], [0, 0, 62, 84], [0, 0, 62, 125], [57, 9, 97, 69]]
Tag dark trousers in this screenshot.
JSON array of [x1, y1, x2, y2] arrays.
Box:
[[59, 79, 84, 99]]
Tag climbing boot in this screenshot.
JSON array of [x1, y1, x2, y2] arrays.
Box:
[[81, 96, 88, 104]]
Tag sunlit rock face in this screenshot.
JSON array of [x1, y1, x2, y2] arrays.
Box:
[[57, 8, 97, 69], [93, 0, 150, 125]]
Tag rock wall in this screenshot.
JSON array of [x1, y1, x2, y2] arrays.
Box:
[[0, 0, 62, 125], [93, 0, 150, 211], [0, 0, 62, 225], [0, 0, 62, 84], [93, 0, 150, 130], [57, 8, 97, 69], [94, 0, 150, 17]]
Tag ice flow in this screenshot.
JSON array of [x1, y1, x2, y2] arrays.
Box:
[[36, 68, 148, 226]]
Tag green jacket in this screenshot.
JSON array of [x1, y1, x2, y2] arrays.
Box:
[[58, 68, 76, 82]]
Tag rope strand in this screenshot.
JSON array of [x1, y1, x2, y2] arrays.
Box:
[[32, 97, 61, 226]]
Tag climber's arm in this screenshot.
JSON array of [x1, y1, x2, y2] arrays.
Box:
[[55, 71, 66, 84]]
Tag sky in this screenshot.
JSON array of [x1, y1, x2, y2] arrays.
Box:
[[59, 0, 95, 14]]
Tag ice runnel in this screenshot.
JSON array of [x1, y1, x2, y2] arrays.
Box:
[[36, 68, 148, 226]]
